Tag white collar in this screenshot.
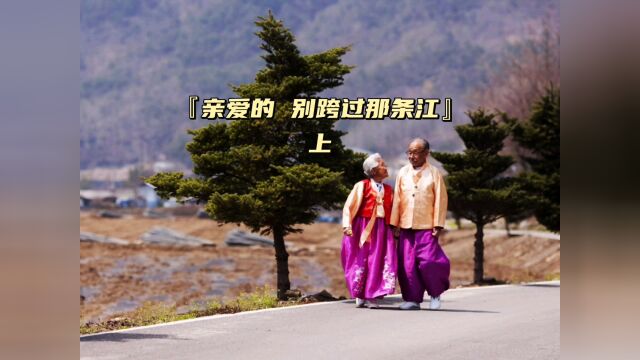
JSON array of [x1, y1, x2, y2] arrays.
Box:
[[411, 161, 429, 173], [370, 179, 383, 192]]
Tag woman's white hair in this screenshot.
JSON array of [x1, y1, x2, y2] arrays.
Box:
[[363, 153, 383, 178]]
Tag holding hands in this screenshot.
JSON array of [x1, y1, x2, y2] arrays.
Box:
[[432, 227, 445, 239], [343, 227, 353, 236]]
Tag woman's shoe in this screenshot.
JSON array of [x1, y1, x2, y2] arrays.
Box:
[[355, 298, 366, 308], [365, 299, 380, 309]]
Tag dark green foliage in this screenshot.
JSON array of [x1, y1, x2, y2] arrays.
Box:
[[432, 109, 533, 226], [510, 88, 560, 232], [432, 109, 535, 283], [146, 12, 364, 299]]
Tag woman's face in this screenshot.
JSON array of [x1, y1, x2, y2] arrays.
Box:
[[372, 159, 389, 179]]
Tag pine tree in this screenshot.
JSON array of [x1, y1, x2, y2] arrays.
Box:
[[511, 87, 560, 232], [146, 12, 365, 300], [432, 109, 534, 284]]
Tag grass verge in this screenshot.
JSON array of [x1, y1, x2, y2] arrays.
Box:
[[80, 286, 316, 335]]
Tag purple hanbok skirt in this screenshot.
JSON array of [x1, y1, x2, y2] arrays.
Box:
[[341, 215, 398, 300]]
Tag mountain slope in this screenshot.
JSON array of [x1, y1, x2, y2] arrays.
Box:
[[80, 0, 558, 169]]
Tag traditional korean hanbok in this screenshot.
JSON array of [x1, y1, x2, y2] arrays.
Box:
[[389, 160, 450, 303], [341, 179, 398, 300]]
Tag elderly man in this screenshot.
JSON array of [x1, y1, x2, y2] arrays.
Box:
[[390, 138, 450, 310]]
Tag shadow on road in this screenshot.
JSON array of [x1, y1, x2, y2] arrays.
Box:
[[338, 299, 501, 313], [343, 298, 405, 306], [522, 283, 560, 288], [81, 332, 181, 342], [372, 307, 499, 313]]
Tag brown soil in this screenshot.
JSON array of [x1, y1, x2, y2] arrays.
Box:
[[80, 211, 559, 321]]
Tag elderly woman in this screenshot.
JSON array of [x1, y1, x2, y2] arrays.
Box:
[[341, 153, 398, 308]]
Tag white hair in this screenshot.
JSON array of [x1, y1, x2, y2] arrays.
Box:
[[363, 153, 383, 178], [409, 137, 430, 151]]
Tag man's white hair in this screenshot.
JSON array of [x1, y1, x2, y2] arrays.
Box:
[[363, 153, 383, 178]]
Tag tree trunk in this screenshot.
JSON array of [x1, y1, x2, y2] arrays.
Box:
[[504, 217, 511, 237], [272, 225, 290, 300], [455, 214, 462, 230], [473, 223, 485, 284]]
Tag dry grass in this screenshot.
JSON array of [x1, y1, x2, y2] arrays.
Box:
[[80, 211, 560, 328], [81, 285, 291, 335]]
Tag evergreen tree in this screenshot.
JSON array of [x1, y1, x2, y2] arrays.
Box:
[[146, 12, 365, 299], [511, 87, 560, 232], [432, 109, 534, 284]]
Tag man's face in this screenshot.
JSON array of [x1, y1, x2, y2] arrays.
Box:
[[406, 141, 428, 168], [372, 159, 389, 179]]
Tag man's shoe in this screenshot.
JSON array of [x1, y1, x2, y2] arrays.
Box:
[[429, 296, 441, 310], [355, 298, 366, 308], [366, 299, 380, 309], [399, 301, 420, 310]]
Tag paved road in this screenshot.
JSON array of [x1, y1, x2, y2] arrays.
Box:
[[80, 281, 559, 360], [484, 229, 561, 240]]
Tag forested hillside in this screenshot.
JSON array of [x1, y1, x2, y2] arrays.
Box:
[[81, 0, 558, 169]]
